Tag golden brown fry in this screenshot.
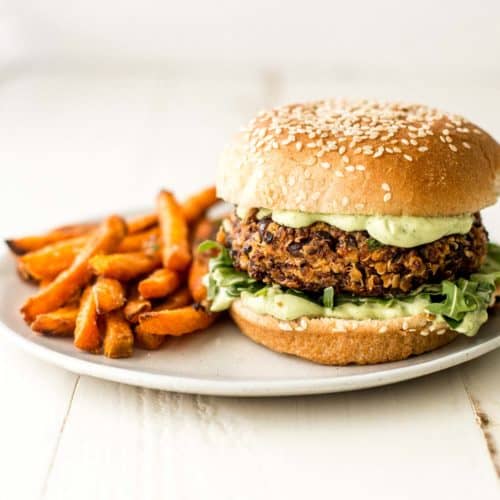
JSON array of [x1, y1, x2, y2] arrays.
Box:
[[138, 268, 180, 299], [123, 288, 152, 323], [188, 258, 209, 303], [93, 277, 126, 314], [103, 310, 134, 358], [134, 330, 165, 350], [39, 278, 54, 289], [126, 213, 157, 234], [116, 227, 159, 253], [89, 252, 161, 281], [135, 286, 191, 349], [31, 305, 79, 336], [136, 305, 217, 336], [17, 236, 86, 282], [21, 216, 127, 323], [188, 218, 221, 302], [182, 186, 217, 224], [74, 286, 101, 352], [6, 223, 96, 255], [157, 190, 191, 271], [156, 286, 192, 311], [191, 218, 220, 247]]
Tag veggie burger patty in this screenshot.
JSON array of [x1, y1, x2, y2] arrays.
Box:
[[219, 210, 488, 297]]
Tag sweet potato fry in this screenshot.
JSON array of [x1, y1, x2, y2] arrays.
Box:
[[39, 278, 54, 289], [89, 252, 161, 281], [74, 286, 101, 352], [117, 227, 159, 253], [123, 288, 152, 323], [17, 236, 86, 282], [157, 286, 192, 310], [188, 218, 220, 302], [136, 305, 217, 336], [157, 190, 191, 271], [134, 330, 165, 350], [188, 259, 209, 303], [93, 277, 125, 314], [134, 286, 193, 350], [103, 310, 134, 358], [182, 186, 217, 224], [6, 223, 96, 255], [21, 215, 127, 323], [138, 268, 180, 299], [31, 305, 79, 336], [126, 213, 157, 234]]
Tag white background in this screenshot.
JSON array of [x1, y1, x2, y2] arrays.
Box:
[[0, 1, 499, 499]]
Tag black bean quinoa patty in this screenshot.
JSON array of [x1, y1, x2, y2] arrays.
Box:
[[218, 210, 488, 297]]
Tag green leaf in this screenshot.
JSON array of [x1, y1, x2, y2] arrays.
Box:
[[322, 287, 334, 308], [366, 238, 383, 250], [197, 240, 223, 253]]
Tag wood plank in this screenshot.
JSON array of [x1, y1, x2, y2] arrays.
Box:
[[460, 349, 500, 477], [0, 337, 77, 500], [44, 370, 498, 500]]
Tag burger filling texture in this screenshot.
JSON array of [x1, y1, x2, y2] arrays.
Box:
[[200, 209, 500, 337]]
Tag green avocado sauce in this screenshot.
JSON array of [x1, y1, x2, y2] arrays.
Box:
[[236, 207, 473, 248], [240, 289, 429, 322]]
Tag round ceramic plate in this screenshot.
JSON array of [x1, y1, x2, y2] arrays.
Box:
[[1, 250, 500, 397]]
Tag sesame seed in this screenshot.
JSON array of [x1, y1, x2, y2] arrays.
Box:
[[278, 322, 293, 331], [356, 165, 366, 171], [420, 330, 429, 336], [320, 161, 331, 169], [379, 326, 388, 333], [288, 176, 296, 186], [311, 191, 321, 201], [381, 183, 390, 191], [335, 170, 344, 177], [341, 196, 349, 207], [437, 328, 447, 335], [345, 165, 355, 172], [449, 144, 458, 152], [243, 100, 473, 170], [462, 141, 471, 149], [402, 321, 409, 330], [383, 192, 392, 202]]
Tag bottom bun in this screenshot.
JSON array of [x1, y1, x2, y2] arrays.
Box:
[[230, 300, 458, 365]]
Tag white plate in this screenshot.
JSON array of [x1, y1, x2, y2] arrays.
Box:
[[1, 249, 500, 397]]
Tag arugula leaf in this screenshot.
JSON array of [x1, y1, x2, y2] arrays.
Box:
[[201, 238, 500, 336], [366, 238, 383, 250], [322, 287, 334, 308]]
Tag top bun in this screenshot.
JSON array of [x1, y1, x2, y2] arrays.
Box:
[[217, 99, 499, 216]]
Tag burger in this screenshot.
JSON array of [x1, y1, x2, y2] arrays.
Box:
[[200, 99, 500, 365]]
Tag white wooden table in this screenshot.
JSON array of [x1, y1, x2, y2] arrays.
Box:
[[1, 69, 499, 500]]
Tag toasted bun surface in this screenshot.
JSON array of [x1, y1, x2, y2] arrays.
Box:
[[217, 99, 499, 216], [230, 299, 457, 365]]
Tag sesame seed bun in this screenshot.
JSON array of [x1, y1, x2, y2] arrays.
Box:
[[230, 299, 458, 365], [217, 99, 500, 216]]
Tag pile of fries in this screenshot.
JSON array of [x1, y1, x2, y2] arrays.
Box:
[[5, 187, 222, 358]]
